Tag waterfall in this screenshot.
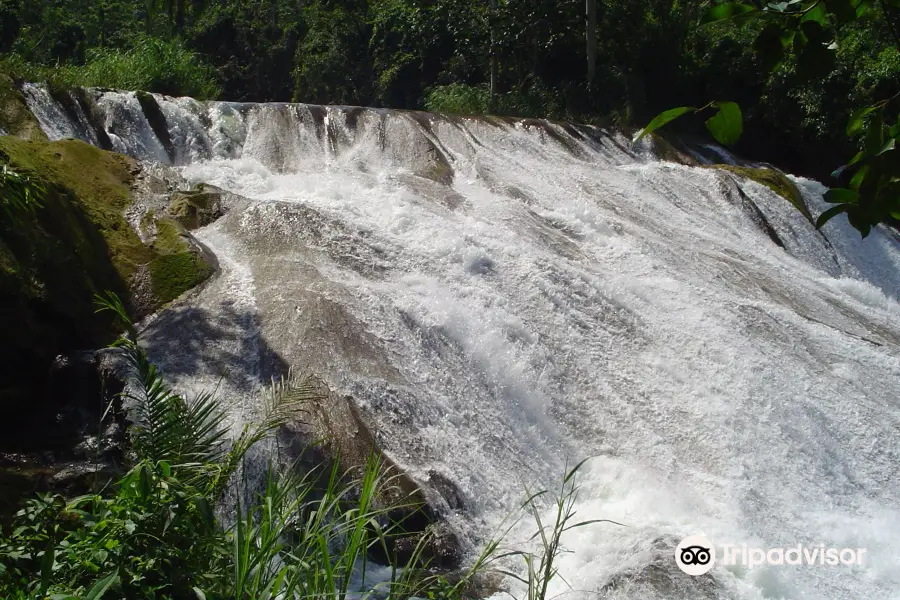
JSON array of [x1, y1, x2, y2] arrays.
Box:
[[20, 84, 900, 600]]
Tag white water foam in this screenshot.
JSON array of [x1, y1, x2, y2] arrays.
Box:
[[21, 87, 900, 599]]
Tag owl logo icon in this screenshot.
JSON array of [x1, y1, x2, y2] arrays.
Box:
[[675, 536, 716, 575]]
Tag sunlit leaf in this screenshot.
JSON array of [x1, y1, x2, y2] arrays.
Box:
[[632, 106, 697, 143], [801, 2, 827, 24], [705, 101, 743, 146], [847, 106, 876, 136], [83, 570, 119, 600]]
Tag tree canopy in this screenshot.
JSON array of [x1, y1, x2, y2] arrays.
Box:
[[1, 0, 899, 233]]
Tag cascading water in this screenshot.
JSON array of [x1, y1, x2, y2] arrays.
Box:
[[22, 86, 900, 600]]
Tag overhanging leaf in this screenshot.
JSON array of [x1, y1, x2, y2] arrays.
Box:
[[815, 203, 850, 228], [632, 106, 697, 143], [801, 2, 827, 24], [824, 188, 859, 204], [850, 164, 870, 190], [705, 101, 743, 146], [847, 106, 876, 137]]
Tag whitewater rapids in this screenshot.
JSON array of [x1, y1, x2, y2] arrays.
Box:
[[23, 85, 900, 600]]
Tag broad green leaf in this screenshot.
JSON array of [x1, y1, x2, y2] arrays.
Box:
[[801, 2, 827, 24], [847, 208, 872, 237], [705, 101, 743, 146], [193, 587, 207, 600], [855, 0, 873, 17], [39, 542, 56, 596], [875, 138, 896, 156], [702, 3, 756, 23], [824, 188, 859, 204], [891, 211, 900, 219], [632, 106, 697, 143], [890, 120, 900, 138], [83, 571, 119, 600], [847, 106, 876, 136], [865, 113, 884, 156], [850, 164, 870, 190], [815, 203, 850, 228]]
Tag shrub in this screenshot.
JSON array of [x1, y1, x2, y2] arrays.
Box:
[[0, 36, 221, 100], [424, 82, 564, 119]]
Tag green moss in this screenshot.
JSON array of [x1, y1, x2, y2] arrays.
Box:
[[0, 137, 213, 411], [154, 217, 188, 254], [147, 217, 214, 303], [712, 164, 812, 222], [168, 187, 222, 230], [0, 137, 153, 280], [0, 74, 47, 142], [148, 251, 214, 304]]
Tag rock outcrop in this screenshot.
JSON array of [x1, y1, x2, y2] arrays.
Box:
[[0, 135, 218, 470]]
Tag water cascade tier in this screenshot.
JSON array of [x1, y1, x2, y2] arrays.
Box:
[[22, 85, 900, 600]]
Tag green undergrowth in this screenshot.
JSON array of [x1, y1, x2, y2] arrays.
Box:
[[0, 36, 221, 101], [712, 164, 812, 222], [0, 293, 614, 600]]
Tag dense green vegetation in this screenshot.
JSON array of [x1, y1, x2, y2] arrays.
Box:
[[635, 1, 900, 235], [0, 138, 214, 447], [0, 293, 600, 600], [0, 0, 898, 186]]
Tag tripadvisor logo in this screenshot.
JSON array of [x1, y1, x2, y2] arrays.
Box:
[[675, 536, 868, 576], [675, 536, 716, 576]]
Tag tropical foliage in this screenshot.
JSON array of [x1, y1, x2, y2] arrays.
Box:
[[0, 293, 606, 600], [637, 0, 900, 236], [1, 0, 898, 196], [0, 162, 44, 224]]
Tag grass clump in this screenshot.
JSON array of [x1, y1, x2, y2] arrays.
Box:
[[0, 36, 221, 100]]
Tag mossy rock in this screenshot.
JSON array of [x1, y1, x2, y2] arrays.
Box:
[[0, 137, 214, 415], [711, 164, 812, 222], [148, 217, 215, 304], [168, 185, 225, 230], [0, 74, 47, 142]]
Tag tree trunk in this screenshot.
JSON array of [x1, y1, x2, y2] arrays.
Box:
[[175, 0, 185, 34], [489, 0, 498, 113], [585, 0, 597, 83]]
